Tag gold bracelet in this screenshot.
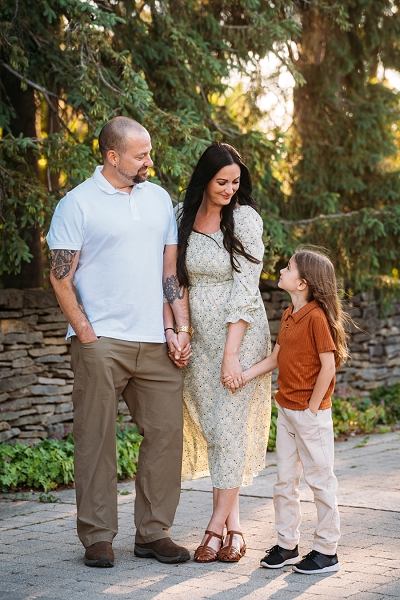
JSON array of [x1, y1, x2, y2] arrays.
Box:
[[175, 325, 194, 338]]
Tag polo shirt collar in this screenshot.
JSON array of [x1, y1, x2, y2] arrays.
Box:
[[285, 299, 319, 323], [93, 165, 147, 194]]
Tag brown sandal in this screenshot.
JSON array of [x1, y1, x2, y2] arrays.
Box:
[[194, 530, 224, 563], [217, 530, 246, 562]]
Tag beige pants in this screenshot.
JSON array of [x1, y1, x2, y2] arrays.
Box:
[[274, 403, 340, 555], [70, 336, 183, 548]]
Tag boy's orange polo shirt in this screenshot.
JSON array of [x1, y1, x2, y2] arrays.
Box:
[[275, 300, 336, 411]]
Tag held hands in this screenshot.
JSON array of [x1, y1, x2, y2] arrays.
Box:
[[222, 371, 248, 393], [220, 353, 245, 393], [166, 330, 192, 368]]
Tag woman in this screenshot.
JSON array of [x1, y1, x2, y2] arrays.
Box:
[[176, 142, 271, 562]]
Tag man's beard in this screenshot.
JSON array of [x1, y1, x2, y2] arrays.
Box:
[[133, 167, 148, 184], [117, 165, 149, 185]]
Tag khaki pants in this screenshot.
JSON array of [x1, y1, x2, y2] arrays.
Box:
[[274, 403, 340, 555], [70, 336, 183, 548]]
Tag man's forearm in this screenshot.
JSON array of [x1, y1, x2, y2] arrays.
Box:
[[50, 249, 96, 343], [163, 274, 190, 326], [51, 277, 96, 343]]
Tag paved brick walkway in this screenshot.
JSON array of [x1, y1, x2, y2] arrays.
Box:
[[1, 431, 399, 599]]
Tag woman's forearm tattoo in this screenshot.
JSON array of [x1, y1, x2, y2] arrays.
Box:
[[50, 250, 78, 280], [163, 275, 185, 304]]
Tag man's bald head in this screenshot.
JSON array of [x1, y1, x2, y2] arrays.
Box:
[[98, 117, 149, 162]]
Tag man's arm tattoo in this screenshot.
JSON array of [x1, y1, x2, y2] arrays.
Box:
[[163, 275, 185, 304], [72, 281, 90, 321], [50, 250, 78, 280]]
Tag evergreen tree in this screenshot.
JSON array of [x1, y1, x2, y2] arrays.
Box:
[[1, 0, 400, 293], [272, 0, 400, 291]]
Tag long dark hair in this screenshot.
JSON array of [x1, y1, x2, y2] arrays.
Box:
[[177, 142, 260, 287]]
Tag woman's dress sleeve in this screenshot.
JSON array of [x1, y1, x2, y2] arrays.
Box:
[[225, 206, 265, 325]]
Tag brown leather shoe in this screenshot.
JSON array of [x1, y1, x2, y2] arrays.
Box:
[[217, 530, 246, 562], [134, 537, 190, 564], [84, 541, 114, 567]]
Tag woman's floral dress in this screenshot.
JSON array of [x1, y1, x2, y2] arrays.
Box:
[[182, 205, 271, 488]]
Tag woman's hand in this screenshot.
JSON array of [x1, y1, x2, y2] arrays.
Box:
[[221, 353, 245, 392], [222, 370, 248, 393], [166, 330, 192, 367]]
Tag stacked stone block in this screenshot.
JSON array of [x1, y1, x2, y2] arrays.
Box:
[[0, 289, 73, 444], [1, 285, 400, 444]]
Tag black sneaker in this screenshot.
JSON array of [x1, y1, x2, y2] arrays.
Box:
[[260, 544, 299, 569], [293, 550, 340, 574]]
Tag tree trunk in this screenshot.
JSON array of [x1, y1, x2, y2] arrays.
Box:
[[1, 70, 44, 289]]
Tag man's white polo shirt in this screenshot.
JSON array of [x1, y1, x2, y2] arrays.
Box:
[[47, 166, 178, 342]]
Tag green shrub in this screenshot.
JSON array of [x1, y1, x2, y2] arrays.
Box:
[[330, 384, 399, 438], [116, 424, 142, 479], [0, 436, 75, 493], [0, 425, 142, 493], [331, 396, 385, 437], [370, 383, 400, 423]]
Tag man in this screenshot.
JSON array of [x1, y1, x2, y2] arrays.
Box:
[[47, 117, 192, 568]]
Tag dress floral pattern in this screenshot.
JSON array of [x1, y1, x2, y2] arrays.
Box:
[[182, 205, 271, 488]]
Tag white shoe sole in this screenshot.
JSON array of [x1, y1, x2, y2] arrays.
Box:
[[260, 556, 299, 569], [293, 562, 340, 574]]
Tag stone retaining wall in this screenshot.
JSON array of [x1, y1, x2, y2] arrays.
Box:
[[1, 286, 399, 444]]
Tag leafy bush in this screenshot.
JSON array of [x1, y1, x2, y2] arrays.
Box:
[[0, 436, 75, 493], [370, 383, 400, 423], [330, 384, 399, 438], [0, 425, 142, 493], [116, 424, 142, 480], [331, 396, 386, 437]]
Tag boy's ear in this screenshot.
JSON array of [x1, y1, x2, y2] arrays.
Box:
[[298, 279, 308, 291]]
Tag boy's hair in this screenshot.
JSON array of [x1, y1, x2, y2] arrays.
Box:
[[293, 247, 349, 368]]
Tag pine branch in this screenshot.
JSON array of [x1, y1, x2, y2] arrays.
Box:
[[97, 67, 126, 97], [221, 25, 251, 29], [0, 62, 62, 99]]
